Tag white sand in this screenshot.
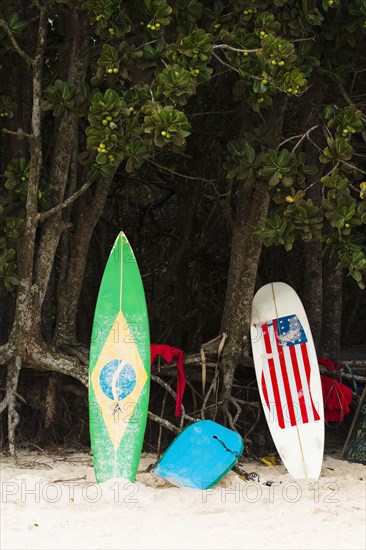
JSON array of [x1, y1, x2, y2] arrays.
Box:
[[0, 450, 365, 550]]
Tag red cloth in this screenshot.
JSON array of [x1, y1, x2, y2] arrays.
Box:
[[318, 357, 338, 372], [320, 376, 352, 422], [150, 344, 186, 417], [319, 357, 353, 422]]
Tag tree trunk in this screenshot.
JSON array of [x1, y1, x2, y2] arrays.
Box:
[[55, 175, 116, 344], [303, 170, 323, 350], [219, 98, 287, 419], [321, 254, 343, 359], [11, 6, 48, 345], [35, 11, 90, 308], [303, 239, 323, 350], [220, 185, 271, 407], [301, 85, 325, 350], [0, 6, 92, 452]]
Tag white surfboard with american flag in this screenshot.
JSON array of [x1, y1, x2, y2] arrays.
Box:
[[251, 282, 324, 479]]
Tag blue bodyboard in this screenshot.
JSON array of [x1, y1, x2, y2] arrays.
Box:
[[154, 420, 244, 489]]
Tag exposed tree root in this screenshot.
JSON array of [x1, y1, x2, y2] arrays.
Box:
[[7, 357, 22, 458], [0, 342, 16, 365], [31, 344, 88, 385], [147, 412, 180, 434], [0, 337, 262, 455]]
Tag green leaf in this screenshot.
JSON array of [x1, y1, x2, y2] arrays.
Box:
[[7, 12, 28, 34], [246, 145, 255, 164], [96, 152, 108, 164], [227, 141, 245, 156]]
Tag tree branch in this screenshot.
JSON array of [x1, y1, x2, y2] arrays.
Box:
[[148, 160, 215, 183], [277, 124, 320, 151], [151, 374, 198, 423], [1, 128, 33, 139], [303, 162, 340, 193], [0, 19, 34, 66], [229, 395, 242, 424], [0, 395, 9, 415], [213, 44, 257, 54], [137, 39, 158, 50], [341, 160, 366, 176], [39, 180, 94, 222], [212, 51, 241, 75], [338, 83, 354, 106]]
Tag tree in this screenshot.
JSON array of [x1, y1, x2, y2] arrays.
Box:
[[0, 0, 365, 449]]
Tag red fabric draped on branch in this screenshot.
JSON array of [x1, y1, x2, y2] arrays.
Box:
[[319, 357, 353, 423], [150, 344, 186, 417]]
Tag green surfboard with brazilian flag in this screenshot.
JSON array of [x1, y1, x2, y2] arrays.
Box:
[[89, 232, 150, 483]]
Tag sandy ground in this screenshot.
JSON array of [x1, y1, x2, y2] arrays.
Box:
[[0, 450, 365, 550]]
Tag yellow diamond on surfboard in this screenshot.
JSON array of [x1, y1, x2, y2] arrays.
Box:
[[90, 310, 148, 451]]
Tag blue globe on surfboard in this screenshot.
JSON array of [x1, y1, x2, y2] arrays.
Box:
[[99, 359, 136, 401]]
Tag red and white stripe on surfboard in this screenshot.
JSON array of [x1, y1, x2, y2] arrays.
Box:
[[254, 316, 320, 429]]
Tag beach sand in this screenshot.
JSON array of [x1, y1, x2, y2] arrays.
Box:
[[0, 450, 364, 550]]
